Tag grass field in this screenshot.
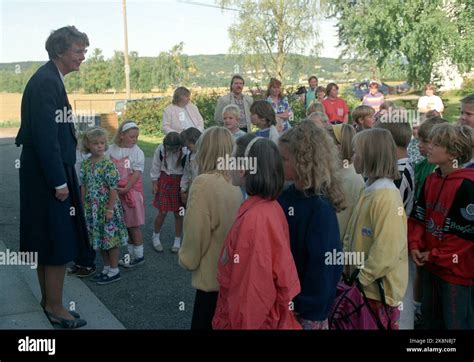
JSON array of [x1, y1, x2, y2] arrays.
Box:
[[137, 134, 164, 157]]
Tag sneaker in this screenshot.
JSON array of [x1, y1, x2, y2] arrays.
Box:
[[170, 245, 180, 254], [91, 273, 107, 283], [75, 266, 97, 278], [122, 256, 144, 268], [118, 255, 133, 266], [96, 273, 121, 285]]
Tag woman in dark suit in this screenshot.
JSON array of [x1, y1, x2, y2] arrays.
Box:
[[15, 26, 90, 328]]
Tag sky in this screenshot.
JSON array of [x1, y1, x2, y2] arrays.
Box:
[[0, 0, 341, 63]]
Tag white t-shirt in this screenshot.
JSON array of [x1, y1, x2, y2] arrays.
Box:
[[417, 95, 444, 113], [107, 144, 145, 172]]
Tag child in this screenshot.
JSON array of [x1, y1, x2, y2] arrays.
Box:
[[150, 132, 185, 253], [374, 114, 416, 329], [212, 135, 301, 329], [352, 105, 375, 132], [250, 100, 279, 144], [179, 127, 243, 330], [374, 112, 415, 216], [109, 120, 146, 267], [327, 123, 365, 239], [410, 116, 448, 327], [306, 101, 325, 117], [414, 117, 448, 200], [80, 127, 128, 284], [278, 121, 344, 329], [180, 127, 201, 206], [307, 111, 329, 128], [222, 104, 246, 139], [345, 128, 408, 329], [409, 124, 474, 329], [374, 101, 395, 123], [316, 86, 326, 103], [407, 118, 424, 165]]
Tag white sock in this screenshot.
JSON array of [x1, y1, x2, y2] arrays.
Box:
[[127, 244, 134, 257], [102, 266, 110, 275], [153, 232, 161, 245], [134, 245, 144, 259], [173, 237, 181, 248], [107, 267, 119, 277]]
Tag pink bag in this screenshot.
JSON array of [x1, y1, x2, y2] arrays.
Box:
[[329, 272, 393, 330]]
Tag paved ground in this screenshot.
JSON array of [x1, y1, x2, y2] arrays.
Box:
[[0, 130, 195, 329]]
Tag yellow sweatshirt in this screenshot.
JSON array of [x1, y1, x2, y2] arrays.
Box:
[[343, 178, 408, 306], [179, 173, 243, 292]]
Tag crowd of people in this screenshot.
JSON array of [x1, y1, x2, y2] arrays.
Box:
[[16, 26, 474, 330]]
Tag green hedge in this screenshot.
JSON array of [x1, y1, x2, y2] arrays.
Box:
[[124, 89, 314, 136], [459, 77, 474, 96]]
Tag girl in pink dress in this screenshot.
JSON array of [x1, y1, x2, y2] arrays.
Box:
[[108, 120, 146, 267]]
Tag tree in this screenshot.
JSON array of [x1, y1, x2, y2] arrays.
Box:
[[81, 48, 111, 93], [218, 0, 327, 79], [153, 43, 193, 91], [109, 51, 125, 92], [329, 0, 474, 88]]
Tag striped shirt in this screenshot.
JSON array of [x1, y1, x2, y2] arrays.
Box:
[[362, 92, 385, 112], [394, 158, 415, 216]]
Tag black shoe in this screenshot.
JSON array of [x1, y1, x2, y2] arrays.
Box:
[[44, 310, 87, 329]]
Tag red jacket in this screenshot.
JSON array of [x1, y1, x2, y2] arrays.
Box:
[[212, 196, 302, 329], [408, 168, 474, 286]]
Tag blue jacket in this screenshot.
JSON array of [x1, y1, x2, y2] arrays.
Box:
[[278, 185, 342, 321]]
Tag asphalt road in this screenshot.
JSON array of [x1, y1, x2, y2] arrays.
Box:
[[0, 134, 195, 329]]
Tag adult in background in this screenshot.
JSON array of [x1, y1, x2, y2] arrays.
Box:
[[322, 83, 349, 124], [266, 78, 294, 132], [15, 26, 89, 328], [300, 75, 319, 109], [162, 87, 204, 134], [417, 84, 444, 116], [362, 81, 385, 112], [214, 75, 253, 132]]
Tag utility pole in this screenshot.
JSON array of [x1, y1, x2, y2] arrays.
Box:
[[122, 0, 131, 99]]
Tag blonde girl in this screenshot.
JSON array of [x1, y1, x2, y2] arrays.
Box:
[[109, 120, 146, 267]]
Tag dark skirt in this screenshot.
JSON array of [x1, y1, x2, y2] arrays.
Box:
[[19, 147, 90, 265]]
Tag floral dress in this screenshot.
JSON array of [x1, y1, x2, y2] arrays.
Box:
[[266, 96, 293, 131], [80, 157, 128, 250]]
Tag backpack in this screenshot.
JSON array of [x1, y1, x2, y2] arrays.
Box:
[[328, 269, 394, 330]]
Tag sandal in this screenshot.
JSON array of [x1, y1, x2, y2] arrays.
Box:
[[44, 310, 87, 329]]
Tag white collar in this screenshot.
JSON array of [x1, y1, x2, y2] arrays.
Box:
[[365, 178, 396, 192], [55, 63, 65, 85]]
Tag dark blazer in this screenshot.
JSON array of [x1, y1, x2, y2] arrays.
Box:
[[16, 60, 89, 265], [16, 60, 77, 188]]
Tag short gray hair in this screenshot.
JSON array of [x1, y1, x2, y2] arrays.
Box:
[[45, 26, 89, 60]]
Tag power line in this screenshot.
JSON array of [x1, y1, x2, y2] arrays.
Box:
[[176, 0, 239, 12], [176, 0, 335, 22]]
